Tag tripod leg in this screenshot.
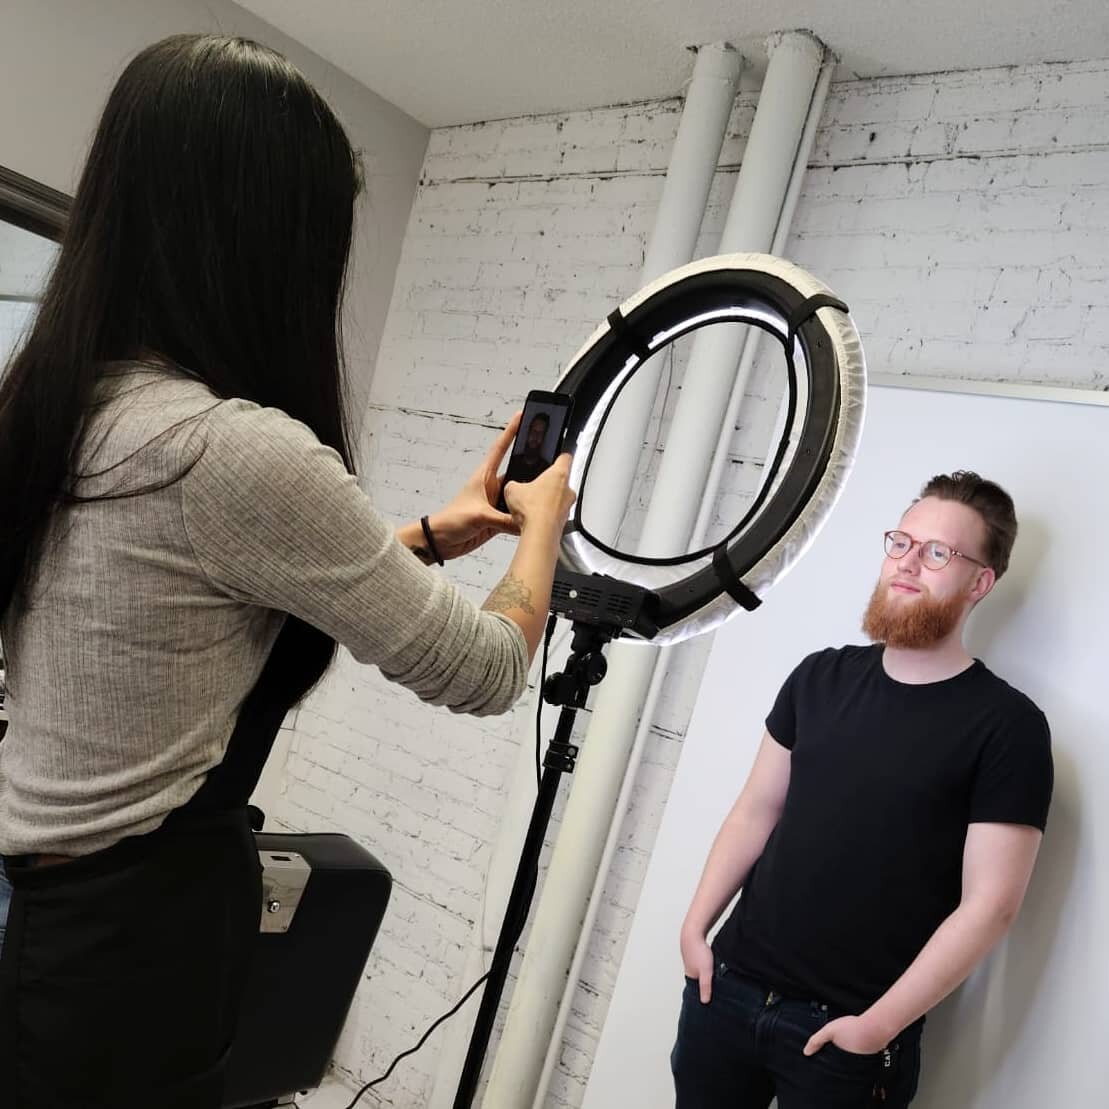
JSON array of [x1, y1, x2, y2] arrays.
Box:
[[452, 705, 577, 1109]]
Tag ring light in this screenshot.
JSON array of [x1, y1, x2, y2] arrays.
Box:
[[552, 252, 867, 645]]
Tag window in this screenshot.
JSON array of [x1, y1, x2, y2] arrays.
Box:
[[0, 166, 69, 734], [0, 164, 68, 370]]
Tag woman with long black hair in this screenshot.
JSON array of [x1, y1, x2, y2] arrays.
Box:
[[0, 34, 573, 1108]]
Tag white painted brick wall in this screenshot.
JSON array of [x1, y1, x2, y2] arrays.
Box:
[[271, 58, 1109, 1107]]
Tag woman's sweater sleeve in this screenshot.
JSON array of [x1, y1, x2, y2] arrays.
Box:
[[179, 398, 528, 716]]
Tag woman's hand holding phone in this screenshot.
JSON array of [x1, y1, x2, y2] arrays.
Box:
[[396, 406, 576, 659], [397, 413, 521, 562], [396, 408, 575, 567], [502, 454, 576, 539], [484, 451, 575, 658]]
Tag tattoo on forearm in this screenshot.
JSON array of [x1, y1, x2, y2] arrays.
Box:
[[484, 574, 535, 615], [408, 545, 436, 566]]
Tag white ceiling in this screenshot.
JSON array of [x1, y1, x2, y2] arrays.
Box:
[[238, 0, 1109, 128]]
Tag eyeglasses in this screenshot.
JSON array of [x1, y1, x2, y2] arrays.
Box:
[[883, 530, 989, 571]]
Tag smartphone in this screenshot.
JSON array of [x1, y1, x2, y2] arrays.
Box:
[[496, 390, 574, 512]]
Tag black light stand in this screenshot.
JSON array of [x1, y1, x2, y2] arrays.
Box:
[[452, 573, 658, 1109]]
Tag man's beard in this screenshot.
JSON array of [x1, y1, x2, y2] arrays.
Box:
[[862, 580, 967, 648]]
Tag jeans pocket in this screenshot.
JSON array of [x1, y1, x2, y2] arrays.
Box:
[[815, 1040, 885, 1083], [823, 1042, 882, 1063]]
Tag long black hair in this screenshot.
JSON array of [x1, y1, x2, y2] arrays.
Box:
[[0, 33, 362, 704]]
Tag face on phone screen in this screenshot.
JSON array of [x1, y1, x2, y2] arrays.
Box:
[[498, 394, 572, 509]]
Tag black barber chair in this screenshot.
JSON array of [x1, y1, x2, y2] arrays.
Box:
[[222, 829, 392, 1108]]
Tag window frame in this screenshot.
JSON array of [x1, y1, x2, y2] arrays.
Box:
[[0, 164, 69, 243]]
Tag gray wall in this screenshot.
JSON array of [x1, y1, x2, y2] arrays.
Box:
[[0, 0, 430, 443]]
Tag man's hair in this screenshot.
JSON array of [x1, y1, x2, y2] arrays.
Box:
[[528, 412, 551, 430], [917, 471, 1017, 579]]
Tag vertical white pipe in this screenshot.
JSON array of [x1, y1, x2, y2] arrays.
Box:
[[691, 54, 836, 543], [529, 654, 671, 1109], [482, 31, 827, 1109], [532, 52, 837, 1109], [425, 684, 548, 1109], [641, 44, 745, 283], [426, 44, 741, 1109], [642, 31, 826, 543], [585, 42, 743, 545]]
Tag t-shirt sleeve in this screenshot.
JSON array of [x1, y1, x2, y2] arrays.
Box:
[[765, 652, 822, 750], [179, 398, 528, 717], [968, 708, 1053, 831]]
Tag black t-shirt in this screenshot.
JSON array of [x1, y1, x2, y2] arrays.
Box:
[[714, 644, 1052, 1015]]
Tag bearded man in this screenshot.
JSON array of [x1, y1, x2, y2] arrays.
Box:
[[672, 471, 1053, 1109]]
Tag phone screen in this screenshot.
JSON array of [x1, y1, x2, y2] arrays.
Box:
[[497, 391, 573, 511]]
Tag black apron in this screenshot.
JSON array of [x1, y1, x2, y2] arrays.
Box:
[[0, 646, 297, 1109]]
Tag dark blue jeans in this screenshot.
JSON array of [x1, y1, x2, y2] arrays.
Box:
[[671, 962, 922, 1108]]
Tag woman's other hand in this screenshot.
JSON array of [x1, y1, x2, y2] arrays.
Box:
[[398, 413, 522, 562]]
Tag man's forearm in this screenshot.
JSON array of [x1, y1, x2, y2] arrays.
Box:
[[861, 900, 1015, 1042], [682, 807, 778, 937]]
